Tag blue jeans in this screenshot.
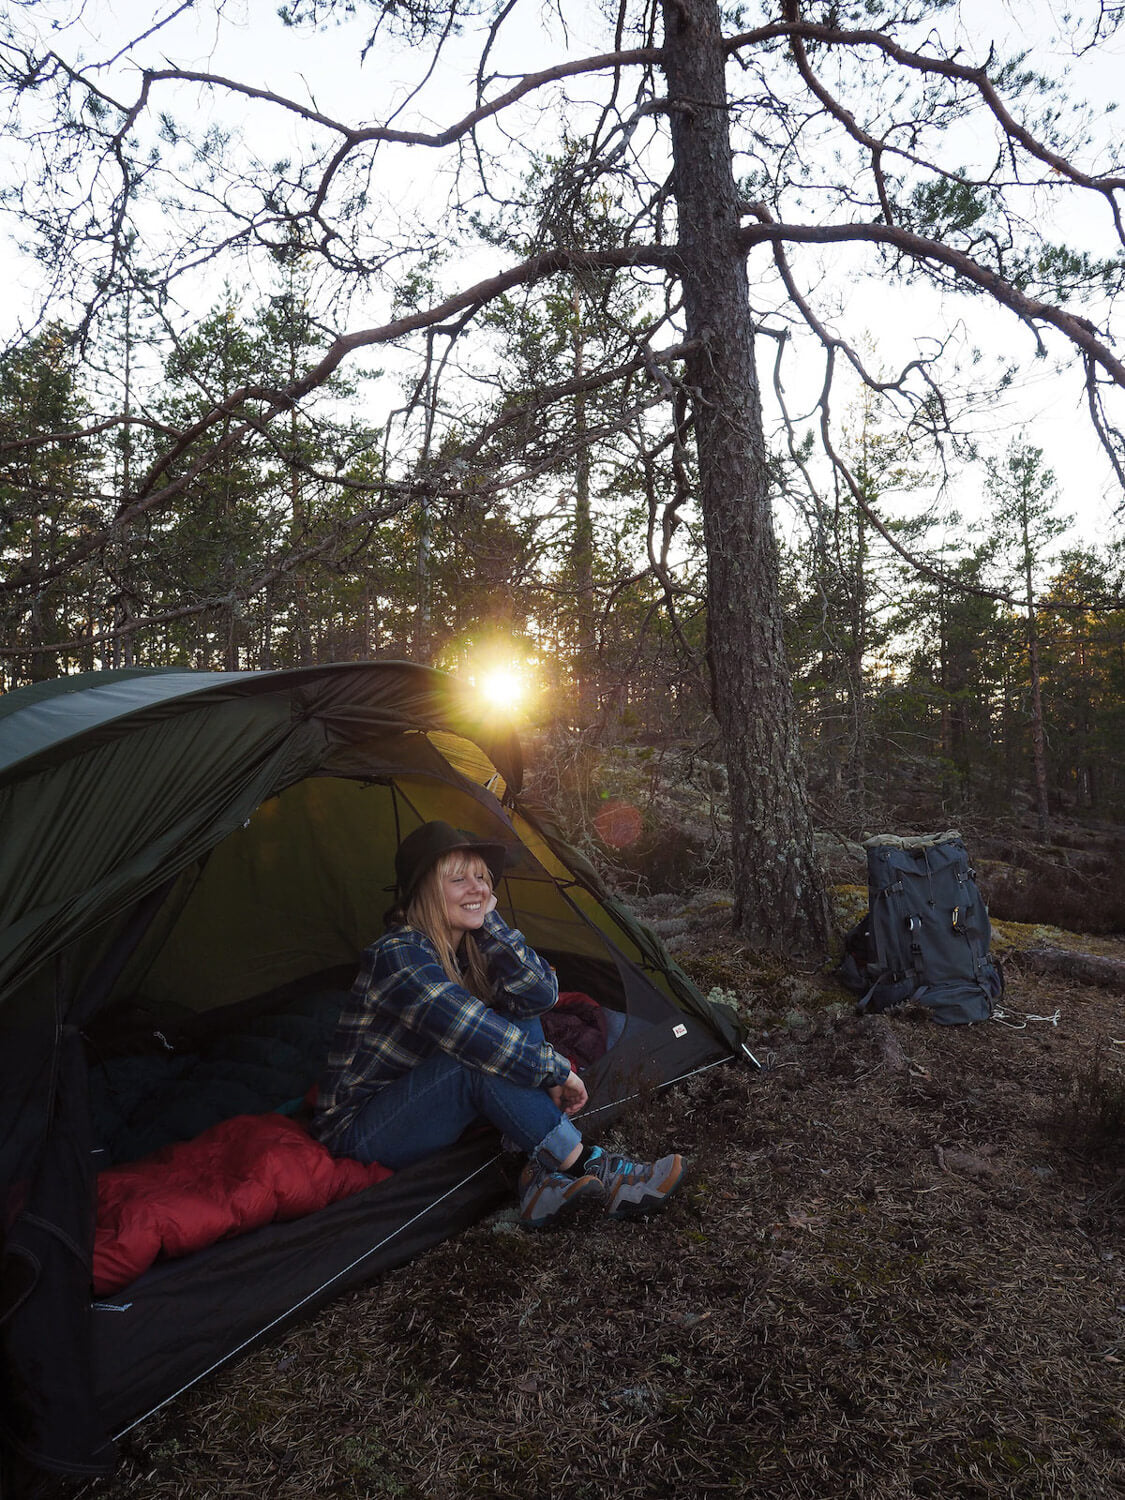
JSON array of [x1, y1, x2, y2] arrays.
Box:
[[334, 1017, 582, 1172]]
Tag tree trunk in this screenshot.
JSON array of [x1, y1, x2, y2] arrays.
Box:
[[291, 407, 313, 666], [1027, 612, 1050, 840], [571, 284, 598, 727], [115, 286, 136, 670], [848, 504, 868, 819], [1077, 633, 1095, 809], [661, 0, 830, 955], [1023, 540, 1050, 842], [413, 493, 433, 662]]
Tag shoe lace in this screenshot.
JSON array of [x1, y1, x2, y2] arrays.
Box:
[[607, 1153, 648, 1181]]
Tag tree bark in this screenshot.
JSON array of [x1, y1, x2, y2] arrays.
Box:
[[661, 0, 830, 955], [847, 494, 868, 820], [571, 284, 598, 727], [1026, 609, 1050, 841], [1022, 521, 1050, 842]]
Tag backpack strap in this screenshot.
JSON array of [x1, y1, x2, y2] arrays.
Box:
[[855, 972, 917, 1016]]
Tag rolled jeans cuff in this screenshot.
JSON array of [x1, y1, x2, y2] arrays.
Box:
[[531, 1112, 583, 1172]]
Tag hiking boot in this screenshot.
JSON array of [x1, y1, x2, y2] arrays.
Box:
[[583, 1145, 686, 1219], [517, 1160, 604, 1231]]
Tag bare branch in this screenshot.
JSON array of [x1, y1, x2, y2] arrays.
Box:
[[739, 218, 1125, 390], [726, 18, 1125, 208]]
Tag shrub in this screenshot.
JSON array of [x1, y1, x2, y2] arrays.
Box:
[[1057, 1040, 1125, 1163]]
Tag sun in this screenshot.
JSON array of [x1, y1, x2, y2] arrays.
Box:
[[479, 667, 525, 711]]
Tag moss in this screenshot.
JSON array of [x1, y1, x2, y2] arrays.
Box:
[[144, 1438, 181, 1461], [220, 1395, 284, 1436], [962, 1435, 1038, 1475], [831, 882, 870, 929], [990, 917, 1076, 952], [453, 1437, 555, 1497], [337, 1435, 412, 1492]]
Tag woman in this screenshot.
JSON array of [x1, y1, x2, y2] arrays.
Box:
[[312, 820, 685, 1229]]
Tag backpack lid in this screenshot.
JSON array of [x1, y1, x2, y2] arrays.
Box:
[[863, 830, 962, 852]]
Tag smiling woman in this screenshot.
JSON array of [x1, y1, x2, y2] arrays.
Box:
[[309, 819, 687, 1231], [441, 853, 496, 936]]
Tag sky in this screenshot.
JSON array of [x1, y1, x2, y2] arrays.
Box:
[[763, 0, 1125, 545], [2, 0, 1122, 555]]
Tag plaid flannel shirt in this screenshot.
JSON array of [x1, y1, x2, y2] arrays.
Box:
[[312, 911, 571, 1150]]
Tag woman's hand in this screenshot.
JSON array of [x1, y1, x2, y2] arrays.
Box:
[[548, 1071, 588, 1117], [484, 889, 498, 916]]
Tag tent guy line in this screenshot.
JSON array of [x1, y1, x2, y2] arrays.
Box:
[[110, 1051, 738, 1445], [108, 1152, 506, 1446]]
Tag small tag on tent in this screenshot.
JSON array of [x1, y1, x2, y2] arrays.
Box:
[[672, 1023, 687, 1038]]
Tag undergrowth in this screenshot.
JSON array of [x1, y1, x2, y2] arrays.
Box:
[[1058, 1039, 1125, 1162]]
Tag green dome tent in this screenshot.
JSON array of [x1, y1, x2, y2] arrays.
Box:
[[0, 663, 739, 1483]]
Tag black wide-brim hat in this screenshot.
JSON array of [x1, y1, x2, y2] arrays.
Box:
[[394, 820, 509, 903]]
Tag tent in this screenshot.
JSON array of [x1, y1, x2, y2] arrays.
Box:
[[0, 663, 740, 1483]]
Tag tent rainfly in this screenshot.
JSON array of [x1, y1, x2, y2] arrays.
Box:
[[0, 663, 741, 1485]]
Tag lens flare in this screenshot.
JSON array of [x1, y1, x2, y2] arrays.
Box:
[[594, 800, 643, 849], [479, 667, 525, 711]]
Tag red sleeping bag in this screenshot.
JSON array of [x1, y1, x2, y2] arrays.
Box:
[[93, 1114, 391, 1295]]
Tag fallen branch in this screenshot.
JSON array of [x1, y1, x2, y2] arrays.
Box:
[[1008, 948, 1125, 992]]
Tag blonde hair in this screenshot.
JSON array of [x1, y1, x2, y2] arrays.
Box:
[[405, 850, 494, 1001]]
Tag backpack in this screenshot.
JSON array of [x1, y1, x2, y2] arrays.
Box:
[[837, 832, 1003, 1025]]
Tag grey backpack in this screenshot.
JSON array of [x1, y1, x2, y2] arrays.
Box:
[[838, 832, 1003, 1025]]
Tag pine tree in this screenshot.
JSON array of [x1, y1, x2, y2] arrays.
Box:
[[985, 442, 1071, 840]]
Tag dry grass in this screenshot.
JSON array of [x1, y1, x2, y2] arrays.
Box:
[[56, 929, 1125, 1500]]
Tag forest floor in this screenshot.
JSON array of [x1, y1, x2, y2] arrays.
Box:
[[65, 901, 1125, 1500]]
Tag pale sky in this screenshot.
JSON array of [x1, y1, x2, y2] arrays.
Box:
[[2, 0, 1121, 550]]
